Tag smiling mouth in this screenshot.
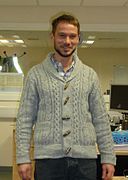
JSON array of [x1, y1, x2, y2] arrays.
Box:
[[63, 46, 72, 50], [63, 49, 72, 53]]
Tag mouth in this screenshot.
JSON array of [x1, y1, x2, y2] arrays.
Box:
[[63, 49, 72, 53], [63, 46, 72, 51]]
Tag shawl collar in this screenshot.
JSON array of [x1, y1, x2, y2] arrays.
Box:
[[42, 52, 83, 82]]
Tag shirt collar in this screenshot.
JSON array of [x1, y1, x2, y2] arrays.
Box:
[[50, 54, 76, 80]]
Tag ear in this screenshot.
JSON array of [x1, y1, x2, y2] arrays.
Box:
[[50, 32, 54, 40], [76, 34, 81, 46], [79, 35, 81, 42], [78, 32, 83, 46]]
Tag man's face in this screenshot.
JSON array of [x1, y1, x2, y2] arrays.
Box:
[[52, 22, 79, 57]]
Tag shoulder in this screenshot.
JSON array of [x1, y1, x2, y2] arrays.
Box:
[[27, 63, 42, 76], [27, 53, 51, 75], [80, 60, 98, 78], [24, 62, 44, 84]]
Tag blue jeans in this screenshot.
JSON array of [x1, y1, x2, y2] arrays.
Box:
[[34, 157, 97, 180]]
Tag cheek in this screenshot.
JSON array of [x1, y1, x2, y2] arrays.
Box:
[[55, 39, 64, 46], [72, 39, 79, 46]]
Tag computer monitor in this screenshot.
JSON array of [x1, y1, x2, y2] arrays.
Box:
[[110, 84, 128, 114]]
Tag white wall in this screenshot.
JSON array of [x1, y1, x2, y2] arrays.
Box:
[[78, 48, 128, 93]]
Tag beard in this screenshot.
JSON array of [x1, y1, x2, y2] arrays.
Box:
[[54, 44, 76, 57]]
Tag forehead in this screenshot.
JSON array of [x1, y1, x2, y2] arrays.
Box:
[[55, 22, 78, 34]]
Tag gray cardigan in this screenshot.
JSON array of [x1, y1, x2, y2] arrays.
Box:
[[16, 52, 116, 165]]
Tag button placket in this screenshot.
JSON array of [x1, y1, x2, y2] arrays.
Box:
[[62, 82, 72, 155]]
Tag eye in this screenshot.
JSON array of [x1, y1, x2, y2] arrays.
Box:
[[59, 33, 66, 38], [70, 34, 78, 39], [69, 34, 78, 40]]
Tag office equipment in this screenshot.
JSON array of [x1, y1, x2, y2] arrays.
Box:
[[110, 84, 128, 113], [110, 84, 128, 130]]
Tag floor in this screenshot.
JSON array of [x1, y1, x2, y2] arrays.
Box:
[[0, 167, 12, 180]]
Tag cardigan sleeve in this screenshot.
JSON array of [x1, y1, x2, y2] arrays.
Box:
[[89, 70, 116, 165], [16, 68, 39, 164]]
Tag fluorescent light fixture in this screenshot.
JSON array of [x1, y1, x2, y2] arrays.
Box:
[[14, 39, 24, 43], [13, 56, 23, 74], [82, 40, 94, 45], [0, 39, 9, 43], [12, 35, 20, 39], [86, 40, 94, 44], [0, 66, 2, 71], [88, 35, 95, 40]]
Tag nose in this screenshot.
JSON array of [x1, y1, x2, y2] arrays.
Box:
[[65, 36, 71, 44]]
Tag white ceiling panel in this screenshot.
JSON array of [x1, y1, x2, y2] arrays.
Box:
[[82, 0, 128, 7], [0, 0, 37, 6], [37, 0, 82, 6]]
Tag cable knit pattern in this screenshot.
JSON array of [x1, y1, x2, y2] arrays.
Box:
[[16, 52, 116, 165]]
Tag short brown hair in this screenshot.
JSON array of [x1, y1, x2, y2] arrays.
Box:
[[51, 13, 80, 35]]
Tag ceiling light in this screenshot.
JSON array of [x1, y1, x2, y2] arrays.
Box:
[[88, 35, 95, 40], [82, 40, 94, 45], [13, 56, 23, 74], [0, 66, 2, 71], [12, 35, 20, 39], [86, 40, 94, 44], [80, 45, 88, 48], [14, 39, 24, 43], [0, 39, 9, 43]]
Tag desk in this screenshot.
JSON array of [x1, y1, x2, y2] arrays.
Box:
[[112, 177, 126, 180]]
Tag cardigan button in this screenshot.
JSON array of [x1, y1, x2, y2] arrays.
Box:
[[63, 130, 71, 137], [62, 117, 70, 120], [64, 83, 69, 90], [64, 96, 70, 105], [65, 147, 71, 155]]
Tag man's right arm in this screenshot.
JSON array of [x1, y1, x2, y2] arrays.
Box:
[[16, 69, 38, 164]]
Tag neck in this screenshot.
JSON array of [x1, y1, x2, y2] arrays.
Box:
[[53, 53, 73, 71]]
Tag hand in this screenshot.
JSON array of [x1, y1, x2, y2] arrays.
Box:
[[18, 163, 32, 180], [102, 163, 115, 180]]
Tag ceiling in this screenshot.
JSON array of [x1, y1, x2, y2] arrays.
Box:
[[0, 0, 128, 7], [0, 0, 128, 48]]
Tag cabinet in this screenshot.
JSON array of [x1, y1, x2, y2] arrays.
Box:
[[112, 177, 126, 180], [0, 73, 23, 167], [0, 119, 14, 166]]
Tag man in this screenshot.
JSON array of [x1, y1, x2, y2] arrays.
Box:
[[16, 13, 116, 180]]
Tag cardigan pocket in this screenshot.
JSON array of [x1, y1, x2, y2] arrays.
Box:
[[81, 122, 96, 146], [35, 121, 52, 145]]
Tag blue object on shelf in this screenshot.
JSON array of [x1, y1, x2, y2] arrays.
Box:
[[112, 130, 128, 144]]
